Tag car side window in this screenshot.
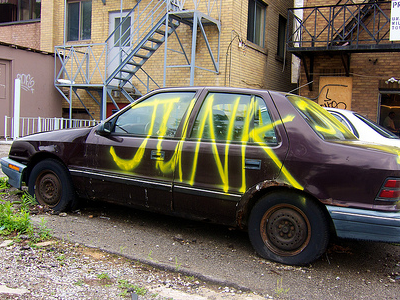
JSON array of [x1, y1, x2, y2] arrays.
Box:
[[114, 92, 196, 137], [191, 92, 253, 141], [252, 96, 277, 145]]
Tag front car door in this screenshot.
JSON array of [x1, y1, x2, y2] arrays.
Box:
[[172, 89, 290, 225], [84, 90, 198, 211]]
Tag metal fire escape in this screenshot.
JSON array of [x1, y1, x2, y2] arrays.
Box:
[[54, 0, 221, 122], [287, 0, 399, 90]]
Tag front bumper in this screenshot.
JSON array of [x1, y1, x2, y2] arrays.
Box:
[[0, 157, 26, 189], [327, 205, 400, 243]]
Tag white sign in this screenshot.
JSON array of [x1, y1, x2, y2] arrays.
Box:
[[391, 0, 400, 41]]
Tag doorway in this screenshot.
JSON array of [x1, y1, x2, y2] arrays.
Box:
[[108, 11, 133, 87]]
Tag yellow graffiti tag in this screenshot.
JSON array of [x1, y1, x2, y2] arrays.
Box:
[[109, 93, 304, 194]]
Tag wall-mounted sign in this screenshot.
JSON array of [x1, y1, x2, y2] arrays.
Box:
[[391, 0, 400, 41], [318, 77, 353, 110]]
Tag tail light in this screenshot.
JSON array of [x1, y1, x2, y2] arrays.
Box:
[[376, 178, 400, 202]]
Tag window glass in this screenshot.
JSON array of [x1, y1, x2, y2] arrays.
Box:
[[287, 95, 356, 141], [81, 1, 92, 40], [114, 16, 131, 47], [67, 2, 79, 41], [114, 92, 195, 137], [355, 113, 399, 139], [67, 1, 92, 41], [277, 15, 287, 58], [191, 93, 252, 141], [247, 0, 266, 47], [253, 96, 277, 145]]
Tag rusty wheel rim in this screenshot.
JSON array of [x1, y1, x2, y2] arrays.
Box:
[[35, 171, 62, 208], [260, 204, 311, 256]]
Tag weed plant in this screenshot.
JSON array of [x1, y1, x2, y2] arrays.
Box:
[[0, 177, 50, 241]]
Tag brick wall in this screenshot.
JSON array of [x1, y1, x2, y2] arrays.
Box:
[[42, 0, 296, 120], [0, 22, 41, 50], [296, 0, 400, 121]]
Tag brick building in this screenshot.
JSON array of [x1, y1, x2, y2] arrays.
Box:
[[40, 0, 296, 120], [288, 0, 400, 126]]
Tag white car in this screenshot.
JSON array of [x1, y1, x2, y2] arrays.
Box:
[[325, 107, 400, 148]]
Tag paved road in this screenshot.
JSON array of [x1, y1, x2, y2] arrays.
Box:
[[2, 141, 400, 298]]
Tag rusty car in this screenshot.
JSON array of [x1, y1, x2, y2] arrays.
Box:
[[2, 86, 400, 265]]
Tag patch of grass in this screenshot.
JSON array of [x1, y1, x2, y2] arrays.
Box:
[[74, 280, 85, 287], [275, 278, 290, 298], [175, 256, 182, 272], [118, 279, 148, 297], [97, 273, 110, 280], [0, 199, 33, 236], [36, 217, 52, 241], [0, 179, 50, 242]]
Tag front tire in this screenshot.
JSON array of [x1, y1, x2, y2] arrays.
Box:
[[248, 191, 329, 265], [28, 159, 75, 212]]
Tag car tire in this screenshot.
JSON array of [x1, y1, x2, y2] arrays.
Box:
[[28, 159, 75, 212], [248, 191, 329, 265]]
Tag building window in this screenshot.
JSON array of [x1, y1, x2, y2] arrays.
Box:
[[67, 0, 92, 41], [247, 0, 266, 47], [277, 15, 287, 59], [114, 16, 131, 47], [0, 0, 41, 24]]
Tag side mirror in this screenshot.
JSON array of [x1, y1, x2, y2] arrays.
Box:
[[96, 122, 112, 136]]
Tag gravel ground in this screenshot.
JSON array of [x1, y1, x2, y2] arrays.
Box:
[[0, 236, 264, 300]]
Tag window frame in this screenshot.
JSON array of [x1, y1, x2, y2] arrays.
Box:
[[247, 0, 267, 47], [67, 0, 92, 42]]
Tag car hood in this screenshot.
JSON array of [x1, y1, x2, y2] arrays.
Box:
[[16, 127, 93, 143]]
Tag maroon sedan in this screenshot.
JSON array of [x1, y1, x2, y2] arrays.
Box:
[[2, 87, 400, 265]]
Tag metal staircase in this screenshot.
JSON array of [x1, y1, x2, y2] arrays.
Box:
[[55, 0, 221, 121], [106, 14, 180, 91]]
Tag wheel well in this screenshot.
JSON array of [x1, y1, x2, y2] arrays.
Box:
[[242, 186, 336, 236], [23, 153, 66, 186]]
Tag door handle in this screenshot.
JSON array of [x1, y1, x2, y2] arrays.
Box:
[[151, 150, 165, 161], [244, 159, 261, 170]]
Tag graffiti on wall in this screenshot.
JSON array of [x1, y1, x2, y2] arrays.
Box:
[[16, 74, 35, 93], [318, 77, 352, 110]]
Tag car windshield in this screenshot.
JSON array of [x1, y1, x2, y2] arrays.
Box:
[[354, 113, 400, 139], [287, 95, 356, 141]]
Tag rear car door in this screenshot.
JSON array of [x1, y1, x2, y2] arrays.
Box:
[[172, 89, 290, 224], [84, 90, 198, 211]]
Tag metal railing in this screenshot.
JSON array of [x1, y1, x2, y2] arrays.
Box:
[[4, 116, 97, 141], [287, 1, 396, 52]]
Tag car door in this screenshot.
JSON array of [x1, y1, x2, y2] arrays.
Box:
[[172, 89, 289, 225], [84, 90, 198, 212]]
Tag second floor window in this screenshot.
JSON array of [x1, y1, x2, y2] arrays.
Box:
[[247, 0, 266, 47], [0, 0, 41, 24], [67, 0, 92, 41]]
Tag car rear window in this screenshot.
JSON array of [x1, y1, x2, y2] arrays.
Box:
[[287, 95, 356, 141], [354, 113, 400, 139]]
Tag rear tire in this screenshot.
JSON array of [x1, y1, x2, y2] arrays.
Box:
[[28, 159, 75, 212], [248, 191, 329, 265]]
